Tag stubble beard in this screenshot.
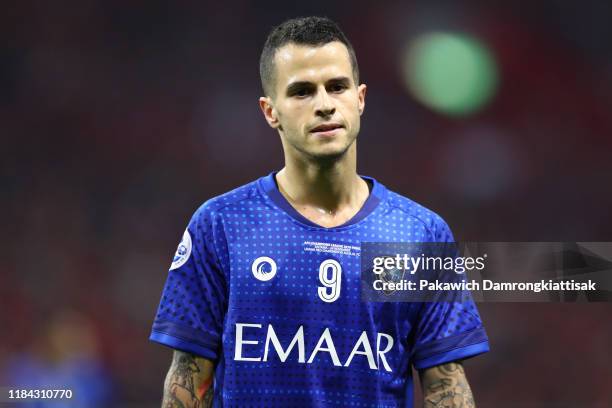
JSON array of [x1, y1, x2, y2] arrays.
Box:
[[285, 129, 358, 167]]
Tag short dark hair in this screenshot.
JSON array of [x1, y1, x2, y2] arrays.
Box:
[[259, 16, 360, 98]]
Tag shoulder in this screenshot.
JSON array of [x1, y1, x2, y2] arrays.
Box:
[[380, 184, 454, 242], [191, 177, 265, 222], [184, 178, 264, 258]]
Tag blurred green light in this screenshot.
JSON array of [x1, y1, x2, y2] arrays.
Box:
[[402, 32, 498, 116]]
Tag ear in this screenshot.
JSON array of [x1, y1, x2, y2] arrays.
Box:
[[259, 96, 281, 129], [357, 83, 367, 116]]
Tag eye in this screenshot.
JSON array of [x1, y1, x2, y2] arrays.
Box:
[[291, 87, 312, 98], [329, 83, 347, 93]]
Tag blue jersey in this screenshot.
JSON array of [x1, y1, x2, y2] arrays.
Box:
[[150, 172, 489, 407]]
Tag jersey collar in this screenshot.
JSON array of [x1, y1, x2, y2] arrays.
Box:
[[259, 171, 386, 229]]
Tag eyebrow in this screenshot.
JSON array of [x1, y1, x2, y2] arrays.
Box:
[[285, 76, 352, 95]]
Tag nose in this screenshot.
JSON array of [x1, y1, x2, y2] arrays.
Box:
[[314, 87, 335, 118]]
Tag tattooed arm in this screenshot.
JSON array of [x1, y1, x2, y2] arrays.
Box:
[[419, 361, 475, 408], [161, 350, 214, 408]]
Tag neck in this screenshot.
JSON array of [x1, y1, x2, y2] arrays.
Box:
[[276, 143, 367, 214]]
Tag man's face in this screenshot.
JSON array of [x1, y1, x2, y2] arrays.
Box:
[[260, 41, 366, 161]]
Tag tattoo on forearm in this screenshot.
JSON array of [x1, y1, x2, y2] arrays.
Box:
[[422, 362, 475, 408], [162, 351, 214, 408], [197, 376, 214, 407]]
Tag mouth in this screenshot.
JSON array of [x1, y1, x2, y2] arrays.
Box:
[[310, 123, 344, 135]]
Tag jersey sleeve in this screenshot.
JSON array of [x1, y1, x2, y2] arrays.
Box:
[[411, 217, 490, 370], [149, 204, 228, 360]]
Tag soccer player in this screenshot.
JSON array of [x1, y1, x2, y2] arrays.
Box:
[[150, 16, 489, 407]]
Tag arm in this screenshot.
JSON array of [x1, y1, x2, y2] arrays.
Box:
[[162, 350, 214, 408], [419, 361, 475, 408]]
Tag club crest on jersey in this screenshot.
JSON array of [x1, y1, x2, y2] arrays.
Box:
[[251, 256, 277, 281], [379, 256, 406, 295], [170, 229, 192, 270]]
